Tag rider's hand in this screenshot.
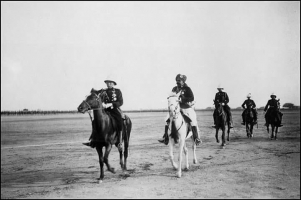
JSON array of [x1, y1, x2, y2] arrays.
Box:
[[102, 103, 113, 108], [222, 103, 225, 106]]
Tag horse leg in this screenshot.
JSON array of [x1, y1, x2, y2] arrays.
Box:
[[227, 126, 230, 141], [169, 138, 178, 170], [177, 140, 184, 178], [271, 125, 275, 139], [250, 124, 253, 138], [123, 139, 129, 171], [123, 119, 131, 171], [104, 144, 115, 174], [192, 138, 197, 164], [119, 129, 126, 170], [221, 127, 226, 148], [95, 146, 104, 181], [183, 142, 189, 171], [275, 127, 278, 140], [215, 128, 219, 143]]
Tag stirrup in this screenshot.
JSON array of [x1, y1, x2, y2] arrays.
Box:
[[82, 142, 91, 146]]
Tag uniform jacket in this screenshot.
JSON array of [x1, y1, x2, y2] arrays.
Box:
[[215, 91, 229, 104], [264, 99, 280, 112], [171, 83, 194, 109], [242, 99, 256, 109], [103, 88, 123, 108]]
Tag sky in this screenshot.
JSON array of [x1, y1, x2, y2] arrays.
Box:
[[1, 1, 300, 111]]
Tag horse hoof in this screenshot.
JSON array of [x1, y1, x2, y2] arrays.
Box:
[[216, 140, 220, 143], [109, 168, 116, 174], [177, 173, 182, 178], [193, 159, 198, 164]]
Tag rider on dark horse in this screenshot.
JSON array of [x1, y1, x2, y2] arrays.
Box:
[[264, 93, 283, 127], [241, 93, 258, 125], [212, 84, 234, 129], [158, 74, 202, 146], [83, 76, 124, 151]]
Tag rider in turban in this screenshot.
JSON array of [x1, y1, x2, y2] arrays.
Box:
[[158, 74, 202, 146]]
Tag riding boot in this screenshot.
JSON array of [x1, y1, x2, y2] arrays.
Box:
[[82, 140, 95, 148], [191, 126, 201, 146], [158, 125, 169, 145]]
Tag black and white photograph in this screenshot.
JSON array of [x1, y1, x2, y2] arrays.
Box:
[[1, 1, 300, 199]]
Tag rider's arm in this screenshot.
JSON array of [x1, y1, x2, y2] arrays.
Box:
[[180, 87, 194, 103], [224, 92, 229, 104], [241, 100, 246, 109], [264, 100, 270, 112]]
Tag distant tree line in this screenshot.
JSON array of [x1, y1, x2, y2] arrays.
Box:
[[2, 104, 299, 116], [1, 110, 79, 115]]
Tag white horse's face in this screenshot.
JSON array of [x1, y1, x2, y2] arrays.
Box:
[[168, 96, 180, 118]]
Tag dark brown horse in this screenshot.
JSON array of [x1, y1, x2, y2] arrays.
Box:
[[77, 89, 132, 182], [213, 100, 230, 148], [244, 106, 256, 138], [266, 109, 280, 140]]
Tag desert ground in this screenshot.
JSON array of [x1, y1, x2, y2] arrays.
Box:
[[1, 109, 300, 199]]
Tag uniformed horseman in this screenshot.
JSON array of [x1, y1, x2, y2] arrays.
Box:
[[212, 84, 234, 128], [83, 76, 124, 151], [241, 93, 258, 125]]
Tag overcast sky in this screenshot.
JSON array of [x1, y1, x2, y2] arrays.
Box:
[[1, 1, 300, 111]]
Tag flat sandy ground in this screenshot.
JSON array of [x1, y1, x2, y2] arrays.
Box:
[[1, 110, 300, 199]]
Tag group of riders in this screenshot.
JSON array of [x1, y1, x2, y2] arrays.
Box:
[[83, 74, 284, 149]]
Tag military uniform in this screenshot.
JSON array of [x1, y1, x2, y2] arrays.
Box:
[[241, 98, 257, 124], [103, 87, 124, 132], [213, 91, 233, 127], [172, 84, 194, 109], [264, 98, 283, 126]]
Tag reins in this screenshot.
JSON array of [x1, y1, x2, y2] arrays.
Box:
[[168, 97, 185, 131], [82, 92, 104, 123]]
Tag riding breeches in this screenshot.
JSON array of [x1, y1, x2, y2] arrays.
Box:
[[165, 107, 198, 126]]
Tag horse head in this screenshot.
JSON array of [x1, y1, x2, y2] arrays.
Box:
[[213, 100, 224, 116], [167, 92, 181, 119], [77, 89, 105, 113]]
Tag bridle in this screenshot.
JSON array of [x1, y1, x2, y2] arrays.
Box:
[[168, 97, 181, 119], [81, 92, 105, 122], [168, 96, 184, 131]]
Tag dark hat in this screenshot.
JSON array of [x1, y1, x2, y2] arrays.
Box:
[[175, 74, 187, 82]]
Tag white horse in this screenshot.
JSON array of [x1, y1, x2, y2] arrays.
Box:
[[167, 92, 198, 178]]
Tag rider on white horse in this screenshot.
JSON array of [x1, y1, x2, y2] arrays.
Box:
[[158, 74, 201, 146]]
